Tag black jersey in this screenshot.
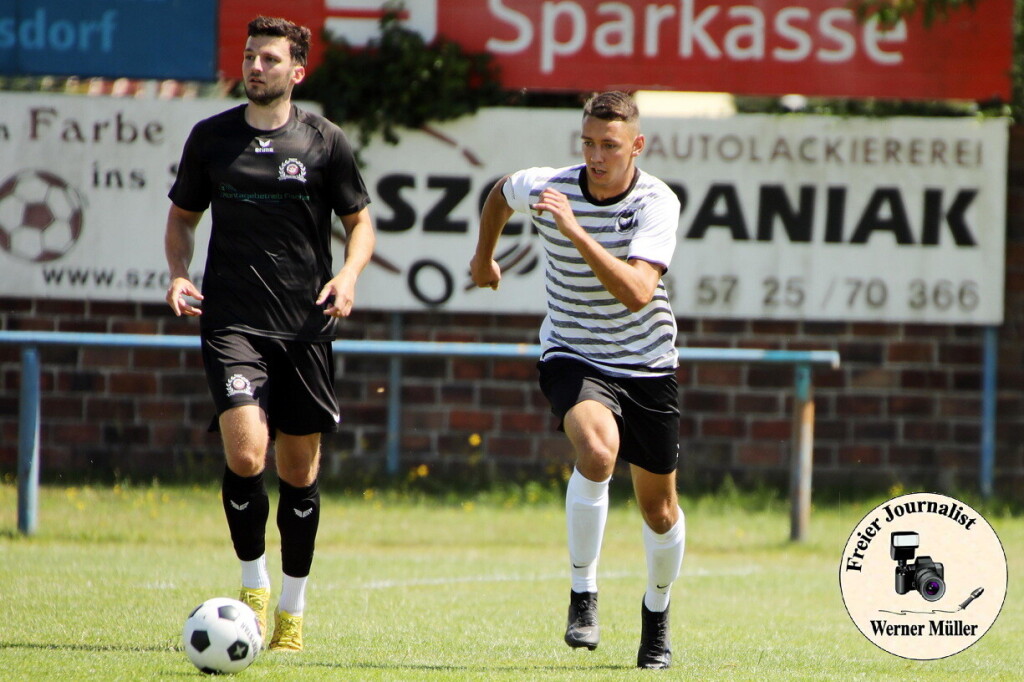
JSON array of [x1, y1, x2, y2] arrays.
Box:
[[169, 104, 370, 341]]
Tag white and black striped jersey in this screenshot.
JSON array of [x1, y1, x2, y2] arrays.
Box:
[[503, 164, 680, 378]]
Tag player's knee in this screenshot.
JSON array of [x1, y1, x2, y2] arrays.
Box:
[[639, 500, 678, 534], [574, 438, 616, 478], [225, 451, 264, 478], [276, 462, 317, 488]]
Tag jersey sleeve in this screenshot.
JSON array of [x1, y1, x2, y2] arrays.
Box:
[[167, 125, 211, 212], [326, 126, 371, 217], [627, 185, 681, 271], [502, 167, 556, 214]]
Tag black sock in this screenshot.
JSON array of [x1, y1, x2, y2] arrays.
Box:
[[277, 478, 320, 578], [221, 466, 269, 562]]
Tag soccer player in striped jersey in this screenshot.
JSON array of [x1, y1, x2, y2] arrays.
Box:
[[470, 91, 685, 669]]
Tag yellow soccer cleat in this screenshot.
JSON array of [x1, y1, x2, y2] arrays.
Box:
[[269, 609, 304, 651], [238, 586, 271, 644]]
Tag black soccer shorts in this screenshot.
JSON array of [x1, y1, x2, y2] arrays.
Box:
[[538, 356, 681, 475], [200, 329, 340, 436]]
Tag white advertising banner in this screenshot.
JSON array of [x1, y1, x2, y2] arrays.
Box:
[[0, 93, 1007, 324], [358, 109, 1007, 324], [0, 91, 220, 299]]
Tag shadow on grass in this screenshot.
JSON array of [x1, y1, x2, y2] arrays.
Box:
[[295, 660, 632, 673], [0, 640, 179, 654]]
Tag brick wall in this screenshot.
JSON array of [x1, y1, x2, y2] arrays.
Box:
[[3, 128, 1024, 496]]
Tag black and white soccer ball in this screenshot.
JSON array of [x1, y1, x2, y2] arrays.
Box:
[[0, 169, 84, 263], [182, 597, 262, 675]]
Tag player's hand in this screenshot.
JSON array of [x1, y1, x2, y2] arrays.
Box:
[[469, 253, 501, 290], [166, 277, 203, 317], [532, 188, 581, 239], [317, 272, 357, 317]]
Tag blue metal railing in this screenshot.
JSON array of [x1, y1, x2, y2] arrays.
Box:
[[1, 329, 840, 539]]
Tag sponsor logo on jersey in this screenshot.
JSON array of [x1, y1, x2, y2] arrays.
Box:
[[616, 211, 636, 233], [278, 158, 308, 183], [254, 138, 274, 153], [226, 373, 255, 397]]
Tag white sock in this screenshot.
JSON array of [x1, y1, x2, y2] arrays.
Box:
[[566, 468, 610, 594], [241, 555, 270, 590], [643, 508, 685, 613], [277, 574, 308, 616]]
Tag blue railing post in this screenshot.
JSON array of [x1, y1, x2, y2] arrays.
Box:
[[385, 313, 403, 477], [17, 345, 41, 536], [980, 325, 998, 499], [789, 363, 814, 542]]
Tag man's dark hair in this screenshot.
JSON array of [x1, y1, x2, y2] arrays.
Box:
[[583, 91, 639, 124], [248, 16, 312, 67]]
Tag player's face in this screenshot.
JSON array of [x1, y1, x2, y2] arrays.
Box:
[[242, 36, 304, 106], [580, 116, 644, 200]]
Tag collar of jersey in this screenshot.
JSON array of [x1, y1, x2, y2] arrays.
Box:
[[578, 166, 639, 206]]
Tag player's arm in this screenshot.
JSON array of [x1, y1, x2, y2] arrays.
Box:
[[317, 206, 375, 317], [164, 203, 205, 317], [532, 187, 661, 312], [470, 175, 514, 290]]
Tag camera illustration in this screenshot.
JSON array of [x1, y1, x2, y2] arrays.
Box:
[[891, 531, 946, 601]]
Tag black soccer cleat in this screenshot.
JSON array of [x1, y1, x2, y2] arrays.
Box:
[[564, 590, 599, 650], [637, 600, 672, 669]]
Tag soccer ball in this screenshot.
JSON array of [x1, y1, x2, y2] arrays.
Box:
[[0, 169, 84, 263], [182, 597, 262, 675]]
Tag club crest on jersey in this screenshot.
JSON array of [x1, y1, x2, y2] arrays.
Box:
[[278, 158, 307, 183], [616, 211, 636, 233], [226, 374, 254, 397], [254, 138, 274, 153]]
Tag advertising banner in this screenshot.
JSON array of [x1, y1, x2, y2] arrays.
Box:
[[0, 92, 222, 300], [0, 0, 216, 80], [355, 109, 1007, 324], [219, 0, 1013, 102], [0, 93, 1007, 324], [441, 0, 1013, 101]]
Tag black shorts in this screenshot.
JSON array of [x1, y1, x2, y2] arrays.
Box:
[[538, 356, 681, 475], [200, 329, 339, 436]]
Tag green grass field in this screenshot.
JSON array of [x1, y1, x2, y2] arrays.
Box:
[[0, 481, 1020, 680]]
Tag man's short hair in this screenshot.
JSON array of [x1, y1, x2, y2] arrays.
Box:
[[583, 91, 639, 124], [248, 16, 312, 67]]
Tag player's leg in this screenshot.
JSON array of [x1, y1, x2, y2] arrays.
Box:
[[631, 466, 684, 670], [218, 406, 273, 639], [269, 431, 321, 651], [561, 399, 619, 650], [614, 371, 683, 669], [201, 332, 274, 640], [265, 339, 337, 651]]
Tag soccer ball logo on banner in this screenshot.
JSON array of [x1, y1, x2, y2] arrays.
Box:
[[0, 169, 85, 263]]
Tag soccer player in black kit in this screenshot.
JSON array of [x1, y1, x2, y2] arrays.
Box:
[[164, 16, 375, 651]]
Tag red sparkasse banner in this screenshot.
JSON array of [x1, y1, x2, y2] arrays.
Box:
[[218, 0, 1012, 101], [439, 0, 1013, 100]]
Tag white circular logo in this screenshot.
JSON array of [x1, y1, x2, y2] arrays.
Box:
[[839, 492, 1006, 660], [277, 158, 307, 183], [225, 374, 254, 397]]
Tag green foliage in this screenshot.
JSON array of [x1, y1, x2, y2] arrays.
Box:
[[851, 0, 979, 26], [297, 3, 502, 149]]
